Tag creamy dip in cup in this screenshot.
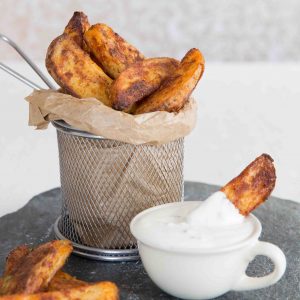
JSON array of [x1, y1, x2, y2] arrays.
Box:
[[130, 192, 286, 300]]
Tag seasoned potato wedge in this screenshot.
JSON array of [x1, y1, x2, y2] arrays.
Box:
[[110, 58, 179, 111], [2, 247, 82, 293], [47, 271, 87, 291], [0, 281, 119, 300], [64, 11, 90, 48], [0, 240, 72, 295], [84, 24, 144, 79], [133, 48, 205, 114], [46, 34, 113, 106], [221, 154, 276, 215], [4, 245, 30, 276]]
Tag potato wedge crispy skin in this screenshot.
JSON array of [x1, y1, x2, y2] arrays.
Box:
[[0, 281, 119, 300], [133, 48, 205, 114], [4, 245, 30, 276], [0, 241, 72, 295], [47, 271, 87, 291], [2, 247, 82, 293], [111, 58, 179, 111], [221, 154, 276, 215], [64, 12, 90, 48], [84, 24, 144, 79], [46, 34, 113, 106]]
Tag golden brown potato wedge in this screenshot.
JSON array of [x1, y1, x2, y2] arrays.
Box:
[[46, 34, 113, 106], [110, 58, 179, 111], [0, 240, 72, 295], [0, 281, 119, 300], [2, 247, 82, 293], [47, 271, 87, 291], [84, 24, 144, 79], [3, 245, 31, 276], [221, 154, 276, 215], [63, 11, 90, 48], [133, 48, 205, 114], [1, 243, 99, 294]]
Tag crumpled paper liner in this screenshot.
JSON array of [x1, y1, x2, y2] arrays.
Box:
[[25, 89, 197, 145]]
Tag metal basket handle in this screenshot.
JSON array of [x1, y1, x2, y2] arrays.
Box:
[[0, 34, 55, 90]]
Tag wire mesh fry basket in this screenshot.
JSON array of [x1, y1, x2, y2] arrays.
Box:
[[53, 120, 184, 261], [0, 34, 188, 262]]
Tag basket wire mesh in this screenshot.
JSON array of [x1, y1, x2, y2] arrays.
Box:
[[53, 121, 184, 261], [0, 35, 186, 261]]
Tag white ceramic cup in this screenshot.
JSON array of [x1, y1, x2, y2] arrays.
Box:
[[130, 203, 286, 300]]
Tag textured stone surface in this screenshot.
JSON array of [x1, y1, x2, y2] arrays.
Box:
[[0, 182, 299, 299]]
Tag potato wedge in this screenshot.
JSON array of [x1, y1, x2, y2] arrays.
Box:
[[2, 246, 82, 293], [84, 24, 144, 79], [110, 58, 179, 111], [133, 48, 205, 114], [46, 34, 113, 106], [47, 271, 87, 291], [64, 11, 90, 48], [0, 281, 119, 300], [0, 240, 72, 295], [4, 245, 30, 276], [221, 154, 276, 215]]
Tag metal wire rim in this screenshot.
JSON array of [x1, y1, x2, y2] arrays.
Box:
[[54, 217, 140, 262], [52, 120, 105, 139]]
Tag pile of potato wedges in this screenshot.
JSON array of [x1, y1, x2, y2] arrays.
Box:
[[0, 240, 118, 299], [46, 12, 205, 114]]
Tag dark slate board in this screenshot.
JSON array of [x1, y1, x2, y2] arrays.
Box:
[[0, 182, 299, 300]]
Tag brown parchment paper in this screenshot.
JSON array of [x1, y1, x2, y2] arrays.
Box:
[[25, 89, 197, 145]]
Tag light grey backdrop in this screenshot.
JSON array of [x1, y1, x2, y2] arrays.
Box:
[[0, 0, 299, 61]]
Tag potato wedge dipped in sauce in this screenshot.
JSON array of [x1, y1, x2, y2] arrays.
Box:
[[221, 153, 276, 215]]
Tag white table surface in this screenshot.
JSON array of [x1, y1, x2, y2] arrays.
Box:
[[0, 61, 299, 217]]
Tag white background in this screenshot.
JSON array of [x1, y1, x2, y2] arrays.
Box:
[[0, 0, 299, 216], [0, 61, 299, 217]]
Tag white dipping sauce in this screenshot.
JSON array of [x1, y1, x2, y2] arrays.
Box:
[[186, 191, 244, 227], [132, 192, 255, 251]]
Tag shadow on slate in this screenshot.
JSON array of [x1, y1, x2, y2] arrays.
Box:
[[0, 182, 299, 300]]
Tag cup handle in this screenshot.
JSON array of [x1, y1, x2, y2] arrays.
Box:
[[233, 241, 286, 291]]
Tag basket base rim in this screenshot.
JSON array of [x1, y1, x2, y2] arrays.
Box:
[[53, 217, 140, 262]]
